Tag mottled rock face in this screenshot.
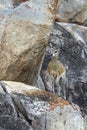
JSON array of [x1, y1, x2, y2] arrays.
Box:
[[56, 0, 87, 26], [0, 0, 57, 85], [0, 81, 85, 130], [51, 23, 87, 83], [0, 115, 32, 130], [41, 22, 87, 116], [0, 93, 17, 116]]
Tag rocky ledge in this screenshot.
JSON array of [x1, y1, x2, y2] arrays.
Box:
[[0, 81, 84, 130]]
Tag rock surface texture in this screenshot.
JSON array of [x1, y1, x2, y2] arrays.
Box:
[[56, 0, 87, 26], [0, 0, 87, 130], [40, 22, 87, 129], [0, 0, 57, 85], [0, 81, 84, 130]]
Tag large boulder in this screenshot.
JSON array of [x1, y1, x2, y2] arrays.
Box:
[[56, 0, 87, 26], [0, 81, 84, 130], [41, 22, 87, 118], [0, 0, 57, 85]]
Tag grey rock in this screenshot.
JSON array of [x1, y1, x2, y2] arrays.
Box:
[[84, 115, 87, 130], [0, 115, 32, 130], [41, 22, 87, 117], [56, 0, 87, 26], [0, 93, 17, 116], [46, 105, 84, 130], [12, 93, 48, 130], [0, 81, 84, 130], [0, 82, 8, 93], [0, 84, 6, 94], [12, 92, 84, 130], [0, 128, 7, 130], [35, 75, 45, 91]]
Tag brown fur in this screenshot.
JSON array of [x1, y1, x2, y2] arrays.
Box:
[[47, 48, 66, 98], [48, 60, 65, 79]]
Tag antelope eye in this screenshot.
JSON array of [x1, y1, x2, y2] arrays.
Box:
[[54, 50, 57, 53]]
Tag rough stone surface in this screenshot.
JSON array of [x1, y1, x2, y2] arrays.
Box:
[[0, 81, 84, 130], [0, 0, 57, 85], [84, 116, 87, 130], [40, 22, 87, 121], [0, 93, 17, 116], [35, 75, 45, 91], [0, 115, 32, 130], [46, 105, 84, 130], [56, 0, 87, 26]]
